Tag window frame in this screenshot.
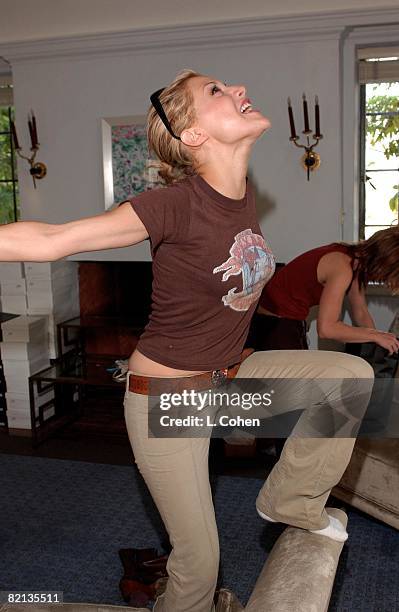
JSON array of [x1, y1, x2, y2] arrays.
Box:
[[341, 27, 399, 244], [0, 105, 19, 223], [359, 84, 366, 240], [358, 76, 399, 240]]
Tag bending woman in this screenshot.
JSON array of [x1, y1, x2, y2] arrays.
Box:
[[0, 69, 374, 612], [247, 230, 399, 353]]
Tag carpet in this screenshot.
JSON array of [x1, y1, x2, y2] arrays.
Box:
[[1, 454, 398, 611]]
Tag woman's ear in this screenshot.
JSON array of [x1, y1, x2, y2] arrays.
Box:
[[180, 127, 208, 148]]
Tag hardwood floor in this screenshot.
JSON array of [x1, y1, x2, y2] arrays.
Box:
[[0, 420, 275, 478], [0, 425, 134, 465]]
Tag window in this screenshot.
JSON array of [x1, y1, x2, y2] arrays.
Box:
[[0, 75, 19, 223], [358, 50, 399, 239]]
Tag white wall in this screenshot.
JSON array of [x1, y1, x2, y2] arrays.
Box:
[[0, 0, 398, 42]]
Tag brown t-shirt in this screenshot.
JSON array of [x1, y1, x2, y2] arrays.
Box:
[[128, 174, 275, 370]]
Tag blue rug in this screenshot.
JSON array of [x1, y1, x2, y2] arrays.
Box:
[[0, 454, 398, 611]]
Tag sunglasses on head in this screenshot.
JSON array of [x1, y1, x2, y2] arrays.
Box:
[[150, 88, 181, 141]]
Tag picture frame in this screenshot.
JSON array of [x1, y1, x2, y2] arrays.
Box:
[[101, 115, 161, 210]]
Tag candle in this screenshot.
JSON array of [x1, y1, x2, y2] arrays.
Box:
[[28, 114, 36, 148], [10, 120, 20, 150], [287, 97, 297, 139], [302, 93, 310, 133], [315, 95, 321, 137], [31, 109, 39, 146]]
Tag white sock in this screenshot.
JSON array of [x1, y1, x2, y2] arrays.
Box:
[[257, 508, 348, 542], [309, 514, 348, 543], [256, 508, 278, 522]]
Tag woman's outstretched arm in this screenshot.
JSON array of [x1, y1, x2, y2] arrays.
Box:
[[0, 202, 148, 262], [317, 261, 399, 354]]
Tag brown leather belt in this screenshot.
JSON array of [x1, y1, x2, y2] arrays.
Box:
[[128, 362, 240, 395], [128, 348, 254, 396]]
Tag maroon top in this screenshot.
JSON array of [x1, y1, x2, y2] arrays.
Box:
[[259, 244, 351, 320], [128, 174, 275, 370]]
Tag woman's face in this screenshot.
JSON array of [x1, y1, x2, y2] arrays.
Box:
[[186, 75, 271, 145]]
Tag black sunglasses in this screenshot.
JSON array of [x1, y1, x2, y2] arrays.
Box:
[[150, 88, 181, 141]]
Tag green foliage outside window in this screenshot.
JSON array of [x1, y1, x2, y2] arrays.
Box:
[[0, 106, 19, 223], [365, 85, 399, 213]]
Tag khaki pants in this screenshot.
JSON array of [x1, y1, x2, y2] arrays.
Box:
[[123, 350, 374, 612]]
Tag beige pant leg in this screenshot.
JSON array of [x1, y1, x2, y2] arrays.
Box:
[[124, 388, 218, 612], [235, 350, 374, 530]]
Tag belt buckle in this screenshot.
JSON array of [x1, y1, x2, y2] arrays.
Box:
[[211, 368, 228, 387]]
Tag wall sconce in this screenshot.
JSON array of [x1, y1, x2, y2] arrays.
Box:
[[10, 111, 47, 189], [287, 95, 323, 181]]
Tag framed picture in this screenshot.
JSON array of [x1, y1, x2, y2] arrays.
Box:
[[101, 115, 162, 210]]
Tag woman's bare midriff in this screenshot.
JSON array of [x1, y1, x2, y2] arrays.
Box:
[[128, 349, 208, 377]]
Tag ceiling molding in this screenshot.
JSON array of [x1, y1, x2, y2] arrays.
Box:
[[1, 7, 399, 64], [347, 23, 399, 43]]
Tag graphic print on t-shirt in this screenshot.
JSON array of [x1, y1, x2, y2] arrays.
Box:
[[213, 229, 275, 311]]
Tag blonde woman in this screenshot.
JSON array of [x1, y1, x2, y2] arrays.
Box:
[[1, 70, 373, 612]]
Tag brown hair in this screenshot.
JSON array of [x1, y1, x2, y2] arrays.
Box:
[[338, 226, 399, 290], [147, 69, 202, 185]]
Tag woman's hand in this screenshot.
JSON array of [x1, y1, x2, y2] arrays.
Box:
[[370, 330, 399, 355]]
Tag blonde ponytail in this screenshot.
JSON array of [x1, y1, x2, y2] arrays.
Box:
[[147, 69, 201, 185]]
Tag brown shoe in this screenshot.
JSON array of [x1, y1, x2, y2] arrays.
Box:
[[118, 548, 169, 604], [141, 554, 169, 573], [119, 576, 158, 603], [119, 547, 159, 574]]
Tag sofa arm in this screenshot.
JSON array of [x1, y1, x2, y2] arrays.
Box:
[[244, 507, 347, 612]]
